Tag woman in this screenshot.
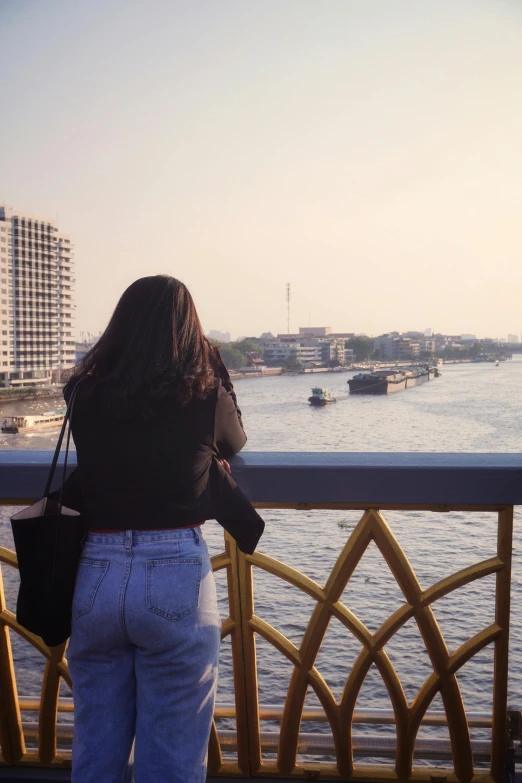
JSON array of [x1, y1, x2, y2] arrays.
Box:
[[61, 275, 263, 783]]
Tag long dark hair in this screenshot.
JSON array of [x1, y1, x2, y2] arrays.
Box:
[[66, 275, 217, 416]]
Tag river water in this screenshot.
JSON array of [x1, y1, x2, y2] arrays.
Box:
[[0, 359, 520, 766]]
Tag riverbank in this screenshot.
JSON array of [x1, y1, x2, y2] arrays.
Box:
[[0, 387, 63, 403], [229, 367, 353, 380]]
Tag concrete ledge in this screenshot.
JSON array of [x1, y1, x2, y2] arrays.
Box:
[[231, 452, 522, 506], [1, 451, 522, 507]]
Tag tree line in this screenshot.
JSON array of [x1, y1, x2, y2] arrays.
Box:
[[208, 338, 263, 370]]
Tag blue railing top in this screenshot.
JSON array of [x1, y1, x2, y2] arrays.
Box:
[[0, 450, 522, 506]]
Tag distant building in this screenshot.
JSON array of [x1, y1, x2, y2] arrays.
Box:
[[299, 327, 332, 337], [299, 342, 325, 365], [320, 338, 346, 365], [0, 206, 75, 387], [245, 351, 264, 368], [461, 334, 476, 341], [276, 333, 302, 342], [263, 341, 302, 365], [259, 332, 276, 342], [507, 334, 519, 344], [264, 335, 346, 367], [434, 334, 465, 352], [424, 328, 432, 337], [208, 330, 231, 343], [373, 334, 421, 361]]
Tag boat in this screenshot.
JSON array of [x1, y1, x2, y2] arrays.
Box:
[[350, 363, 376, 371], [1, 410, 65, 434], [308, 387, 336, 406], [348, 365, 437, 395]]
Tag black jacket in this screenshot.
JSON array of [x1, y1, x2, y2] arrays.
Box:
[[55, 374, 264, 554]]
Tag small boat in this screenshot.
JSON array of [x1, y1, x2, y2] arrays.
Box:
[[308, 387, 336, 406], [1, 410, 65, 434]]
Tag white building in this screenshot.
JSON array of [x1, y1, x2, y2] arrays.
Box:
[[0, 206, 76, 387], [507, 334, 519, 344], [263, 337, 346, 367], [263, 341, 313, 365]]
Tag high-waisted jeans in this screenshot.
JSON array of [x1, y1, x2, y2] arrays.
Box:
[[67, 528, 221, 783]]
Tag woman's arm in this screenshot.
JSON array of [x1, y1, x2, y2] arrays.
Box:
[[210, 346, 243, 426], [214, 379, 247, 459]]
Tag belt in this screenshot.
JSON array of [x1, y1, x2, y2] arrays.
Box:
[[88, 523, 204, 533]]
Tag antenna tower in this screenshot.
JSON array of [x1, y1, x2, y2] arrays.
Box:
[[286, 283, 291, 334]]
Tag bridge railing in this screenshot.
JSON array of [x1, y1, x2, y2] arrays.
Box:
[[0, 451, 521, 781]]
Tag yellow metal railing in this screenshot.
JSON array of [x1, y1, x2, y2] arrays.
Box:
[[0, 501, 514, 781]]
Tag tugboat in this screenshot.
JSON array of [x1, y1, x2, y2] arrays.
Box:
[[308, 387, 336, 406]]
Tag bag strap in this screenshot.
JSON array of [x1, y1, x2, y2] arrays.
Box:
[[48, 378, 86, 592], [43, 379, 84, 498]]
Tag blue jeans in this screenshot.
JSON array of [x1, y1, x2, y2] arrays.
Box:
[[67, 528, 221, 783]]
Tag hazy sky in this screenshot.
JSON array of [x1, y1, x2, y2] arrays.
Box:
[[1, 0, 521, 339]]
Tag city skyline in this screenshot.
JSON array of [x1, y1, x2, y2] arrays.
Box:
[[1, 1, 522, 338], [206, 324, 522, 344]]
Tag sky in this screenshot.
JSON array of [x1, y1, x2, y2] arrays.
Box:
[[1, 0, 521, 340]]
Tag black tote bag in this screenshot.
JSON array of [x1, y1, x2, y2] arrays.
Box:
[[11, 382, 87, 647]]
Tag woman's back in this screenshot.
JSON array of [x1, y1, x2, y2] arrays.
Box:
[[68, 375, 246, 529]]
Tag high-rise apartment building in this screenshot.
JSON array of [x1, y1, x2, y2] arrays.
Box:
[[0, 206, 75, 387]]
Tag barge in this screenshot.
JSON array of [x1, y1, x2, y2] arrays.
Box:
[[348, 364, 437, 395]]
